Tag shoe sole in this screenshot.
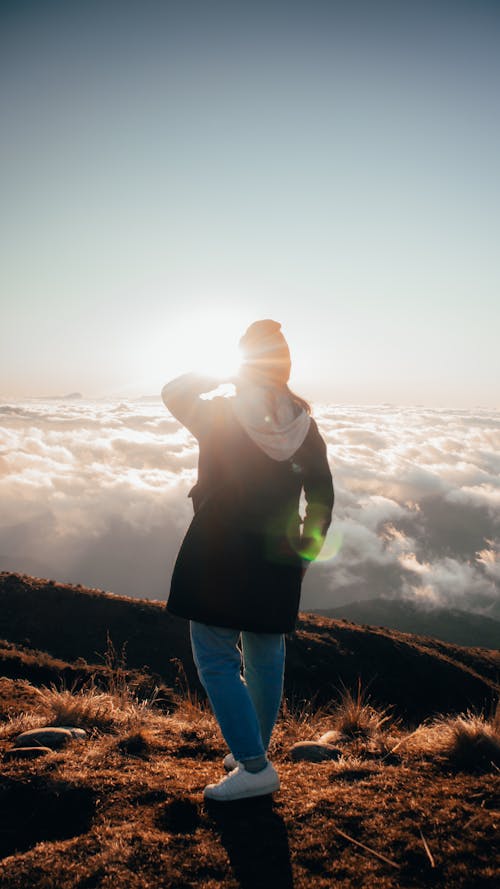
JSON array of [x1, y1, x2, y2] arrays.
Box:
[[204, 781, 280, 802]]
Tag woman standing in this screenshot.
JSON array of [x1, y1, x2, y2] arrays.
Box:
[[162, 320, 334, 801]]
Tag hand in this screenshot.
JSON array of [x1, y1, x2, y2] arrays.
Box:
[[189, 374, 226, 393]]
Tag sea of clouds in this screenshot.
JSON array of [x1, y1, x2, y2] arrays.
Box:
[[1, 399, 499, 618]]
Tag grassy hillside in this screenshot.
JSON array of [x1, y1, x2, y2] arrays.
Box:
[[0, 572, 499, 887], [1, 572, 498, 723], [314, 598, 500, 649]]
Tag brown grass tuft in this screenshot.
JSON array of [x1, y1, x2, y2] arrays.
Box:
[[24, 633, 164, 735], [272, 693, 337, 754], [403, 703, 500, 773], [0, 710, 46, 741], [116, 727, 154, 757], [31, 682, 134, 733], [331, 680, 393, 740], [169, 657, 210, 715], [443, 711, 500, 772]]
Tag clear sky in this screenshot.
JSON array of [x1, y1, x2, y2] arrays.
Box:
[[1, 0, 499, 406]]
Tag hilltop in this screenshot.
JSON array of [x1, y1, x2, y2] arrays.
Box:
[[313, 598, 500, 650], [0, 572, 499, 888], [0, 572, 498, 723]]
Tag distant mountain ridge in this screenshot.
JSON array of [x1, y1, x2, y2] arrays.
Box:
[[1, 572, 498, 723], [38, 392, 83, 400], [313, 598, 500, 650]]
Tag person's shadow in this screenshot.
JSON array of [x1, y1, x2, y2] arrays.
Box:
[[205, 795, 294, 888]]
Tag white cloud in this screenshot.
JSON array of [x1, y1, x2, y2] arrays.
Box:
[[302, 404, 500, 613], [0, 400, 196, 596], [0, 399, 499, 613], [476, 541, 500, 583]]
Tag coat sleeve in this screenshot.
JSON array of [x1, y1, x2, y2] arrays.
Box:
[[161, 373, 220, 438], [300, 419, 334, 563]]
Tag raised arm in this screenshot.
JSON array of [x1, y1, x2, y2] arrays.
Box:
[[161, 373, 221, 437]]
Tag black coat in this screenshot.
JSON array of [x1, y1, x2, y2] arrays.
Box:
[[165, 392, 334, 633]]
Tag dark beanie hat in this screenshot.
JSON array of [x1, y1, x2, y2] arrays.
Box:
[[239, 319, 291, 384]]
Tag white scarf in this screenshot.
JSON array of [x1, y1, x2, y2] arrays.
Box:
[[231, 385, 311, 462]]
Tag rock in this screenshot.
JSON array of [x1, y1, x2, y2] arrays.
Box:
[[57, 727, 88, 740], [318, 730, 340, 745], [5, 746, 53, 760], [14, 728, 73, 750], [290, 741, 343, 763]]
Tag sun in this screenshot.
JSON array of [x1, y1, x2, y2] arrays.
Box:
[[121, 307, 253, 397], [188, 328, 243, 380], [166, 309, 250, 382]]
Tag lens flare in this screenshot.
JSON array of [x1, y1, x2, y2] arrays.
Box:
[[288, 520, 343, 564], [310, 526, 343, 563]]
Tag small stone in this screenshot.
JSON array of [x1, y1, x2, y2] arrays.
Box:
[[318, 730, 339, 745], [14, 727, 73, 750], [290, 741, 343, 763], [57, 726, 88, 740], [5, 746, 53, 760]]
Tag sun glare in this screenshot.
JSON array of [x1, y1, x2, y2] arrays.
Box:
[[166, 311, 248, 383], [190, 335, 242, 381], [124, 309, 251, 397]]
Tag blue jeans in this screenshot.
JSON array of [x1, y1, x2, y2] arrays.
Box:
[[189, 620, 286, 763]]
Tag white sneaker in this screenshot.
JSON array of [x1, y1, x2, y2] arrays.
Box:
[[223, 752, 238, 772], [204, 762, 280, 802]]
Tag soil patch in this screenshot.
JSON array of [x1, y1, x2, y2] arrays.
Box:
[[0, 777, 96, 860]]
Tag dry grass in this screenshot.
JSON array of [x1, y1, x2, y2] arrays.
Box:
[[1, 573, 498, 887], [401, 703, 500, 773], [169, 658, 210, 712], [267, 682, 401, 767], [115, 727, 155, 757], [1, 673, 499, 889], [273, 693, 337, 754], [0, 710, 47, 741], [27, 633, 165, 735], [0, 635, 164, 741], [98, 633, 133, 706], [30, 679, 162, 735], [448, 718, 500, 772], [324, 680, 393, 741]]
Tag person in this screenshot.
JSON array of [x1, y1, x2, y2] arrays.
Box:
[[161, 319, 334, 801]]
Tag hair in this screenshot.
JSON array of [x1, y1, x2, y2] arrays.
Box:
[[284, 384, 312, 415]]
